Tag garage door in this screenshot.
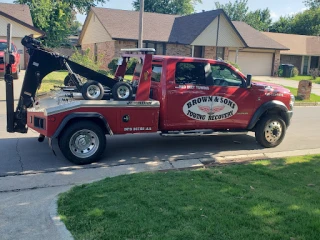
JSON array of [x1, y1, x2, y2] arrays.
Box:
[[12, 37, 24, 70], [228, 51, 273, 76]]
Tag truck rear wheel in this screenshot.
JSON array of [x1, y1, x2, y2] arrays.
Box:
[[81, 80, 104, 100], [255, 115, 286, 148], [112, 82, 133, 101], [59, 121, 106, 165]]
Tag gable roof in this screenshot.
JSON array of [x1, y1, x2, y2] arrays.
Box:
[[232, 21, 289, 50], [0, 3, 45, 36], [91, 7, 178, 42], [81, 7, 289, 51], [263, 32, 320, 56], [169, 9, 223, 44]]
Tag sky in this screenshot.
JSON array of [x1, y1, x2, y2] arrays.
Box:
[[1, 0, 307, 23]]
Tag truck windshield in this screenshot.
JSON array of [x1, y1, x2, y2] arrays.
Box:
[[0, 42, 15, 51]]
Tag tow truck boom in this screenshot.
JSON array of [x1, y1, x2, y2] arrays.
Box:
[[6, 35, 116, 133]]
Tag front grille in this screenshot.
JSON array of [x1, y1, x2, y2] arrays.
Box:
[[0, 57, 4, 64]]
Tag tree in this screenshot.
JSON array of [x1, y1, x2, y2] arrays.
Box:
[[214, 0, 272, 31], [244, 9, 272, 31], [14, 0, 107, 47], [270, 8, 320, 36], [269, 16, 294, 33], [132, 0, 202, 15], [304, 0, 320, 9], [70, 20, 83, 35], [214, 0, 248, 21]]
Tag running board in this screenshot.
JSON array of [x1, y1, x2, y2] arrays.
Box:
[[160, 130, 248, 137]]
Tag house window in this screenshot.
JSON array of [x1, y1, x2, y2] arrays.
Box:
[[143, 42, 166, 55], [94, 43, 98, 63], [194, 46, 204, 58], [216, 47, 225, 60]]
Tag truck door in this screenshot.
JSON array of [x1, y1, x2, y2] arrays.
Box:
[[165, 61, 211, 130], [165, 61, 256, 130], [204, 63, 256, 129]]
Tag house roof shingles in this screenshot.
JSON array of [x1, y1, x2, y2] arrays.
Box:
[[86, 7, 289, 51], [0, 3, 34, 26], [168, 9, 222, 45], [232, 21, 289, 50], [92, 7, 178, 42], [263, 32, 320, 56]]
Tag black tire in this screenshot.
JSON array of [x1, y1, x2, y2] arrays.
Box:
[[64, 75, 74, 86], [255, 115, 287, 148], [112, 81, 133, 101], [13, 65, 20, 79], [81, 80, 104, 100], [58, 121, 106, 165]]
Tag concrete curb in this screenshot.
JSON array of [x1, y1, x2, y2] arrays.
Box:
[[294, 102, 320, 106], [47, 148, 320, 240], [49, 195, 74, 240]]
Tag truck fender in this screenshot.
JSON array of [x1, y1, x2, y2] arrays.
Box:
[[247, 100, 289, 130], [52, 112, 113, 138]]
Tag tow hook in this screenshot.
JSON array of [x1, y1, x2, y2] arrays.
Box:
[[38, 134, 45, 142]]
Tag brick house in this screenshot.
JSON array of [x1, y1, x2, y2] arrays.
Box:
[[0, 3, 44, 70], [79, 8, 288, 76], [264, 32, 320, 75]]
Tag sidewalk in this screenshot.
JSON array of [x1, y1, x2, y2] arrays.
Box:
[[254, 76, 320, 96], [1, 148, 320, 240]]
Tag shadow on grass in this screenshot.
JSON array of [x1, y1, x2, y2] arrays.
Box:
[[58, 155, 320, 240]]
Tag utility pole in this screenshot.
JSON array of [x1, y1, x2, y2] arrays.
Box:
[[138, 0, 144, 48]]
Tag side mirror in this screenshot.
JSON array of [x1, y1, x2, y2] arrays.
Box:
[[246, 74, 252, 88]]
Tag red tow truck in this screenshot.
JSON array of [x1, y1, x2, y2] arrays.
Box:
[[5, 36, 294, 165], [0, 39, 20, 79]]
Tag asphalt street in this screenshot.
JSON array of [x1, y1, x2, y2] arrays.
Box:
[[0, 102, 319, 176]]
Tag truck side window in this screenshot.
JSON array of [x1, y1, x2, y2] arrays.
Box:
[[205, 64, 243, 87], [151, 65, 162, 82], [175, 62, 205, 85]]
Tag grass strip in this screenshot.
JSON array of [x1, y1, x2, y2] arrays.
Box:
[[58, 155, 320, 240]]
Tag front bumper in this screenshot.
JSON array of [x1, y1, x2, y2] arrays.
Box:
[[286, 111, 293, 127]]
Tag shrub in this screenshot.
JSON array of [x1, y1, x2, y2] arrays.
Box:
[[108, 58, 139, 75], [97, 70, 109, 76], [70, 48, 107, 73], [225, 60, 241, 71], [309, 68, 320, 80], [107, 58, 119, 74], [278, 68, 283, 77], [292, 67, 299, 77]]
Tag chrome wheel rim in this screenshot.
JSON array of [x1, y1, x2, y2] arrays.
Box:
[[264, 121, 282, 143], [87, 85, 101, 99], [69, 129, 99, 158], [117, 85, 130, 99]]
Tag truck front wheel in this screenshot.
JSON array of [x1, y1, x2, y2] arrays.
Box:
[[255, 115, 287, 148], [58, 121, 106, 165]]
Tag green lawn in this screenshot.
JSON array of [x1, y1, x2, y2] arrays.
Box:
[[58, 155, 320, 240], [284, 86, 320, 102], [38, 71, 68, 94], [38, 72, 133, 94], [288, 75, 320, 84]]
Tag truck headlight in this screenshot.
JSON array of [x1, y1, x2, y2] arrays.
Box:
[[290, 94, 295, 110]]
